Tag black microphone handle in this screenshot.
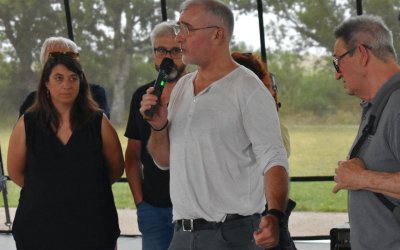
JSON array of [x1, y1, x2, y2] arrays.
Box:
[[144, 72, 167, 119]]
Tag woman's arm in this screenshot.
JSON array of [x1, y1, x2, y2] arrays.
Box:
[[7, 117, 27, 187], [101, 115, 124, 183]]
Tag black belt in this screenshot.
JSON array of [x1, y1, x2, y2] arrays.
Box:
[[176, 214, 258, 232]]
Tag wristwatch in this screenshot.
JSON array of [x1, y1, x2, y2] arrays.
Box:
[[264, 209, 285, 220]]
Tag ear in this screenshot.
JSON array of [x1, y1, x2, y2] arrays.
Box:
[[213, 28, 224, 41], [359, 45, 370, 67]]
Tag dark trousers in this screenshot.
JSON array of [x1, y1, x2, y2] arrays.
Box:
[[168, 214, 263, 250]]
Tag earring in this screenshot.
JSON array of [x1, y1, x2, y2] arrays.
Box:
[[47, 89, 50, 99]]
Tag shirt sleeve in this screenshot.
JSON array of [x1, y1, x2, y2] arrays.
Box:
[[242, 81, 289, 174]]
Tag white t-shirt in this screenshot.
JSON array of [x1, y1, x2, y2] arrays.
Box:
[[168, 65, 288, 222]]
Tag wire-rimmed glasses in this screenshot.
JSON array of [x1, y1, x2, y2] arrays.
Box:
[[173, 23, 220, 37]]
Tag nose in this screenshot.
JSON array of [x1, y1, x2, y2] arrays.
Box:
[[164, 51, 173, 58], [62, 78, 75, 88]]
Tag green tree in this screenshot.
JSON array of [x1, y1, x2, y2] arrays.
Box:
[[1, 0, 398, 123], [0, 0, 66, 111], [263, 0, 400, 55], [362, 0, 400, 55], [62, 0, 176, 124], [0, 0, 182, 123]]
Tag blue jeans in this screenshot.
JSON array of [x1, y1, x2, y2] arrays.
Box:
[[136, 201, 174, 250]]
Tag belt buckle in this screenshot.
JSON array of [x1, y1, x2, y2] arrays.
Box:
[[182, 219, 194, 232]]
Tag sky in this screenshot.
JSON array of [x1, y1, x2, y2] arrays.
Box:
[[233, 12, 329, 56], [234, 14, 262, 50]]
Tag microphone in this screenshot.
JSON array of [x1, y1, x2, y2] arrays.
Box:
[[144, 57, 175, 119]]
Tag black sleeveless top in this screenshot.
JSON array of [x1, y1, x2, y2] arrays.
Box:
[[12, 112, 120, 250]]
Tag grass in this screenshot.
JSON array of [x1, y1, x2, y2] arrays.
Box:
[[288, 124, 357, 176], [0, 122, 358, 212], [287, 124, 357, 212]]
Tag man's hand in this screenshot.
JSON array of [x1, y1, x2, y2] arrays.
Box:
[[333, 157, 366, 193], [253, 215, 280, 249], [139, 86, 168, 129]]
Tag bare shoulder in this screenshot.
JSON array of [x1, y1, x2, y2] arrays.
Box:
[[101, 113, 118, 138], [12, 115, 26, 135]]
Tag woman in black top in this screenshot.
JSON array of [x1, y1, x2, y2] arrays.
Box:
[[7, 52, 124, 250]]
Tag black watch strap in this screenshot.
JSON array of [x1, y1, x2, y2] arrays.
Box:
[[265, 209, 285, 220]]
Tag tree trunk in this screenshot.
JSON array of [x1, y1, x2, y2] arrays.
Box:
[[110, 48, 132, 125]]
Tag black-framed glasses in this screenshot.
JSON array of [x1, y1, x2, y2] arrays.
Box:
[[173, 23, 220, 37], [48, 51, 80, 60], [154, 47, 182, 59], [332, 44, 372, 73]]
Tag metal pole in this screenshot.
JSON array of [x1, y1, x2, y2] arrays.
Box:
[[0, 145, 12, 229], [356, 0, 363, 15], [63, 0, 74, 41], [1, 188, 11, 230], [256, 0, 267, 64], [161, 0, 167, 21]]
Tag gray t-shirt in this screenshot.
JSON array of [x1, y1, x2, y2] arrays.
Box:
[[167, 66, 288, 222], [348, 73, 400, 250]]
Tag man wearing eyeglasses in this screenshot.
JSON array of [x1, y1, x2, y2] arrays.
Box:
[[140, 1, 289, 249], [124, 21, 187, 250], [332, 15, 400, 250]]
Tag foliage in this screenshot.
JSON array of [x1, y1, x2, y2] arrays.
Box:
[[362, 0, 400, 55], [266, 51, 360, 119], [0, 0, 398, 124], [263, 0, 400, 55], [0, 0, 181, 124]]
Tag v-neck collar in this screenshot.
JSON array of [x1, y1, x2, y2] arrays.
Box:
[[53, 129, 75, 147]]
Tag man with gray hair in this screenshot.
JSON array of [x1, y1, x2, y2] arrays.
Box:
[[140, 1, 289, 249], [124, 21, 187, 250], [332, 15, 400, 249]]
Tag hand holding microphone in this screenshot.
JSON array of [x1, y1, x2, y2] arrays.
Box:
[[143, 57, 175, 119], [145, 57, 175, 118]]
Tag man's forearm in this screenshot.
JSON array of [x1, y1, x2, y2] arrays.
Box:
[[363, 170, 400, 199], [147, 127, 170, 168], [264, 165, 289, 211]]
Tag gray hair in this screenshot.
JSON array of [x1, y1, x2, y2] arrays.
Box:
[[39, 36, 79, 66], [180, 0, 234, 42], [150, 21, 176, 47], [334, 15, 397, 62]]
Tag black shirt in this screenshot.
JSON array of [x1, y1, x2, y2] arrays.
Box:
[[124, 81, 172, 208]]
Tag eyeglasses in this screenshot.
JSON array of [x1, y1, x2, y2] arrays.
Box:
[[270, 73, 278, 92], [173, 23, 220, 37], [332, 44, 372, 73], [154, 47, 182, 59], [48, 51, 80, 60]]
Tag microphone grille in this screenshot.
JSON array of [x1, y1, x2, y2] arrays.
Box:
[[160, 57, 174, 74]]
